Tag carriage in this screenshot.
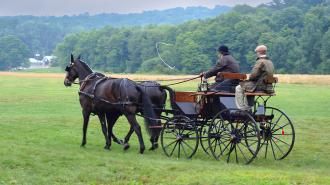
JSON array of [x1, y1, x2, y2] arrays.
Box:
[[158, 72, 295, 164], [64, 56, 294, 164]]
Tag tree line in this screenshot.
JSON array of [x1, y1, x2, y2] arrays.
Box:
[[55, 0, 330, 74], [0, 6, 230, 70]]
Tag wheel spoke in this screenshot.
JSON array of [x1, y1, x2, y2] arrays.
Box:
[[181, 142, 189, 158], [234, 144, 238, 163], [178, 141, 181, 158], [219, 141, 231, 157], [272, 133, 292, 136], [226, 142, 234, 163], [272, 135, 291, 146], [271, 137, 285, 155], [271, 114, 283, 130], [246, 140, 259, 147], [272, 123, 290, 133], [237, 143, 248, 163], [169, 141, 179, 156], [182, 140, 195, 151], [163, 140, 177, 149], [270, 139, 277, 159], [265, 140, 269, 158]]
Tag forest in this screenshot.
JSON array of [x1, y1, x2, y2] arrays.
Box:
[[0, 5, 229, 70], [1, 0, 330, 74], [53, 0, 330, 74]]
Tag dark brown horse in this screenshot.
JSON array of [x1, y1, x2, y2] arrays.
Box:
[[64, 54, 161, 153], [112, 81, 167, 150]]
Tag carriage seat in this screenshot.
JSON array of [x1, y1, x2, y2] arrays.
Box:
[[245, 76, 278, 96], [212, 72, 247, 92], [216, 73, 278, 96], [217, 72, 247, 81]]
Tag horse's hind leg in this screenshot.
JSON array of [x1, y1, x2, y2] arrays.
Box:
[[105, 113, 121, 146], [149, 111, 162, 150], [125, 114, 145, 154], [122, 126, 134, 150], [97, 113, 110, 150], [81, 110, 91, 147]]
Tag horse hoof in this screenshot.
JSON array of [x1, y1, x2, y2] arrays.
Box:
[[118, 139, 124, 145], [149, 143, 158, 150], [123, 143, 130, 150], [80, 144, 86, 148], [140, 149, 144, 154], [115, 139, 124, 145], [104, 145, 110, 150]]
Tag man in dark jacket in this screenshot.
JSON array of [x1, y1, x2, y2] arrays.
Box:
[[235, 44, 275, 110], [201, 45, 240, 92]]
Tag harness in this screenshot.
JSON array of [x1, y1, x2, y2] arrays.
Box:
[[78, 73, 134, 111]]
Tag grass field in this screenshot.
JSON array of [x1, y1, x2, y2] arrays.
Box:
[[0, 73, 330, 184]]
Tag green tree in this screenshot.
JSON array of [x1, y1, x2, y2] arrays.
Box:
[[0, 35, 30, 70]]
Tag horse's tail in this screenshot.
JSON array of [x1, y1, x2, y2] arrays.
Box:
[[159, 85, 177, 111], [136, 85, 158, 136]]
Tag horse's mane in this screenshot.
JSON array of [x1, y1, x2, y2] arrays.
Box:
[[78, 60, 93, 73]]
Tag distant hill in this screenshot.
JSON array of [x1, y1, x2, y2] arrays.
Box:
[[0, 6, 231, 58]]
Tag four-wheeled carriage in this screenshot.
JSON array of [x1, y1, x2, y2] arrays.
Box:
[[158, 73, 295, 164]]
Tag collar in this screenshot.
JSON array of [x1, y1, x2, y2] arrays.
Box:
[[256, 55, 268, 60]]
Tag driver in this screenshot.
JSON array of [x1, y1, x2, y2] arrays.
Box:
[[200, 45, 240, 92]]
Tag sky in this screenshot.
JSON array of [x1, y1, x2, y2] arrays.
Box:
[[0, 0, 272, 16]]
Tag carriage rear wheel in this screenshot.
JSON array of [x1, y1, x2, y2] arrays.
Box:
[[256, 107, 295, 160], [208, 109, 260, 164], [161, 115, 199, 159]]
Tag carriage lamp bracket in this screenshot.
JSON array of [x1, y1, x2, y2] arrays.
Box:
[[254, 95, 271, 114]]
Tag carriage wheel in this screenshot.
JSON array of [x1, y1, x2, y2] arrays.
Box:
[[257, 107, 295, 160], [161, 115, 199, 159], [199, 122, 211, 155], [208, 109, 260, 164]]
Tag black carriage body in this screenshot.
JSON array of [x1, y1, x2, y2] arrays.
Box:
[[161, 88, 294, 163], [171, 91, 256, 119]]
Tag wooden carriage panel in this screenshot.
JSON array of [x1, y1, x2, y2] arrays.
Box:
[[175, 91, 196, 103]]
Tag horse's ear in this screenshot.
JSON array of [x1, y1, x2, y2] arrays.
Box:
[[70, 54, 74, 63], [77, 54, 81, 60]]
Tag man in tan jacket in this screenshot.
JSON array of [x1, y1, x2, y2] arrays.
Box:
[[235, 45, 274, 110]]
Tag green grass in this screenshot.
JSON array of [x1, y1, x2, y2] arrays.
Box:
[[0, 76, 330, 184]]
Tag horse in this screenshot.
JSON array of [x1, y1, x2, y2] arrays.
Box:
[[110, 81, 167, 150], [64, 54, 160, 153]]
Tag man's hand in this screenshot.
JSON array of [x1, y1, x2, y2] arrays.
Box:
[[199, 72, 204, 77]]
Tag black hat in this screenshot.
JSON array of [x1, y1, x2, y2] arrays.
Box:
[[218, 45, 229, 53]]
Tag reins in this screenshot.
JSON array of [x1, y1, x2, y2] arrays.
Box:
[[72, 74, 201, 87], [161, 76, 201, 87]]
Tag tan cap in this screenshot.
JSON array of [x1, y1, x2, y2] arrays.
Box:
[[255, 45, 267, 52]]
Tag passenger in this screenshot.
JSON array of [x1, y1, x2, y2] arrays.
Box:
[[200, 45, 240, 92], [235, 45, 275, 111]]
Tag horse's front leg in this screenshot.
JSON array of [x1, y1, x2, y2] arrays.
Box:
[[81, 109, 91, 147], [97, 113, 110, 150]]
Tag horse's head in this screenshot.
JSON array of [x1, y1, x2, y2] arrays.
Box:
[[64, 54, 81, 86]]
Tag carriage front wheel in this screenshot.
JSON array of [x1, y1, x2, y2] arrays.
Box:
[[256, 107, 295, 160], [208, 109, 261, 164], [161, 115, 199, 159]]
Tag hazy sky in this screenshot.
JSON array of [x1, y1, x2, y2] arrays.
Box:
[[0, 0, 272, 16]]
